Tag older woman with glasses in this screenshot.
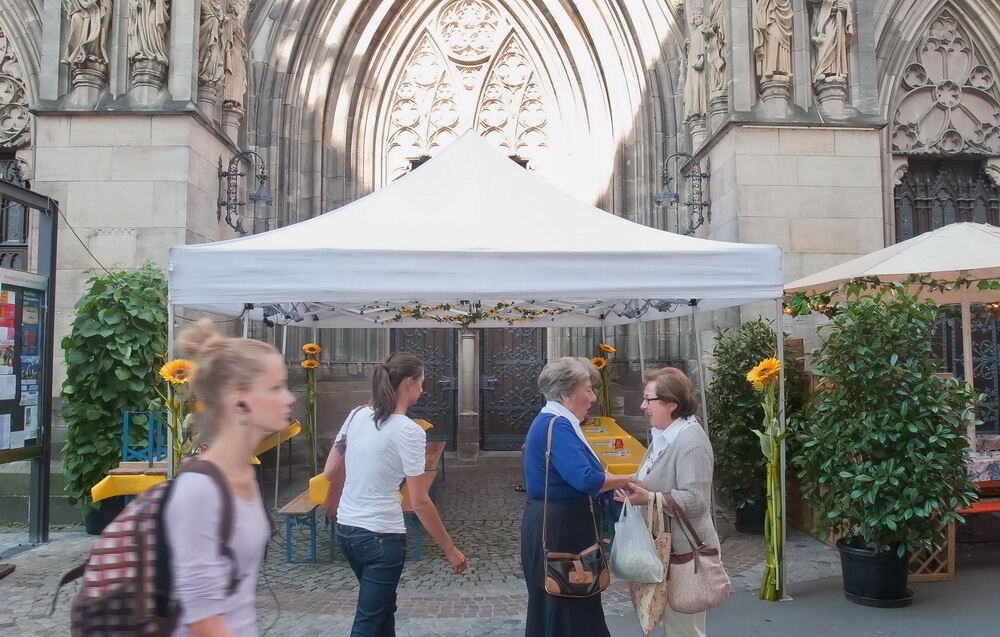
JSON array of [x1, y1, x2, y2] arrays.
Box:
[[615, 367, 719, 637], [520, 356, 634, 637]]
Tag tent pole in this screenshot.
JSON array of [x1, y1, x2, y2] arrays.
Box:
[[275, 324, 288, 509], [775, 298, 788, 600], [690, 300, 714, 527], [167, 304, 175, 478], [243, 314, 249, 338], [690, 301, 709, 435], [636, 317, 646, 381], [961, 298, 977, 446]]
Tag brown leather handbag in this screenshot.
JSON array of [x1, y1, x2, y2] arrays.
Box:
[[541, 415, 611, 598], [663, 494, 731, 613]]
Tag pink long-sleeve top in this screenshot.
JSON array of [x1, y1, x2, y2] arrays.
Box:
[[165, 471, 269, 636]]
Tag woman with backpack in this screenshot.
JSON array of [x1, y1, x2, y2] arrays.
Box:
[[324, 351, 467, 637], [165, 320, 295, 636]]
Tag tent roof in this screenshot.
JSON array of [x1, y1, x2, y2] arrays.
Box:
[[785, 222, 1000, 304], [168, 132, 783, 327]]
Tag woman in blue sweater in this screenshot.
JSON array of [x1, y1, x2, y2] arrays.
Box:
[[520, 356, 634, 636]]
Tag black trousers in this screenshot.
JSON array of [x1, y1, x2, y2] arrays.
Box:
[[520, 499, 612, 637]]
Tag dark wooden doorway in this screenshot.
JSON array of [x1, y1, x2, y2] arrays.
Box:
[[390, 329, 459, 449], [480, 328, 547, 450], [895, 158, 1000, 433]]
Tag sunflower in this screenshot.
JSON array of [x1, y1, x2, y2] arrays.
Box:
[[302, 343, 321, 355], [159, 359, 194, 384], [590, 357, 609, 371], [301, 359, 320, 369], [597, 343, 617, 353], [746, 357, 781, 388]]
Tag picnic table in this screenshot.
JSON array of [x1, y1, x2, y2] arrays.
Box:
[[580, 417, 645, 474], [91, 420, 301, 501]]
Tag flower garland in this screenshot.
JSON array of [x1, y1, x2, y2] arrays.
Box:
[[784, 274, 1000, 317], [747, 357, 783, 601], [301, 343, 321, 476], [157, 359, 195, 472], [591, 343, 616, 418], [358, 301, 573, 327]]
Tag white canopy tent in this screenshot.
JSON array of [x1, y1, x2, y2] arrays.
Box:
[[169, 132, 782, 327], [167, 130, 790, 588], [785, 222, 1000, 444]]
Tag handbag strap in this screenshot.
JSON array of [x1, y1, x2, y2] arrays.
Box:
[[663, 493, 706, 549], [542, 415, 602, 553], [335, 404, 366, 452], [645, 491, 665, 537]]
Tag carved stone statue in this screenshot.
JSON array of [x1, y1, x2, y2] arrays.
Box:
[[198, 0, 225, 86], [706, 0, 728, 98], [683, 11, 707, 120], [127, 0, 170, 64], [752, 0, 793, 80], [221, 0, 249, 109], [809, 0, 854, 83], [63, 0, 112, 68]]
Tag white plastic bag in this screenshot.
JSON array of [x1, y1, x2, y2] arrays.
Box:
[[609, 500, 664, 583]]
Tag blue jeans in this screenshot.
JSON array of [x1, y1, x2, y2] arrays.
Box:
[[337, 523, 407, 637]]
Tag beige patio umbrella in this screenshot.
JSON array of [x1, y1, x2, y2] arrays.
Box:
[[785, 222, 1000, 444]]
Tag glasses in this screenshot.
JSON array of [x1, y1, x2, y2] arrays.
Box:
[[641, 396, 663, 404]]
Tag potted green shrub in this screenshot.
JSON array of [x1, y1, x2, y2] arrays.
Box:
[[792, 286, 978, 607], [61, 263, 167, 533], [708, 318, 802, 533]]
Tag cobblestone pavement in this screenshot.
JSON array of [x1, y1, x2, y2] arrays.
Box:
[[0, 456, 841, 635]]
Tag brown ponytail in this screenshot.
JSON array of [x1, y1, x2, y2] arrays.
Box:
[[371, 351, 424, 427]]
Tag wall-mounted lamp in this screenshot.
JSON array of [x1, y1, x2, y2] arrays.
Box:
[[218, 150, 272, 235], [654, 152, 710, 236]]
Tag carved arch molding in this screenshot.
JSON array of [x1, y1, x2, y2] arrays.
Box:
[[891, 10, 1000, 155], [0, 25, 30, 148], [383, 0, 550, 181]]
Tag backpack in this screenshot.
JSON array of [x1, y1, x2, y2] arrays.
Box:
[[55, 459, 245, 636]]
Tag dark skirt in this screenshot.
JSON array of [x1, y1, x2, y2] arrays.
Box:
[[520, 498, 611, 637]]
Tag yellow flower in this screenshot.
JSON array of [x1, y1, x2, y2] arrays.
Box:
[[159, 359, 194, 384], [598, 343, 617, 353], [746, 357, 781, 388], [590, 357, 609, 371], [302, 343, 321, 355], [301, 359, 320, 369]]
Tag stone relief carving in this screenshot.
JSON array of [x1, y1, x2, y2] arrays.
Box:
[[127, 0, 170, 91], [808, 0, 853, 83], [63, 0, 113, 88], [891, 11, 1000, 155], [752, 0, 793, 80], [384, 0, 550, 181], [0, 27, 31, 148], [476, 34, 548, 159], [683, 10, 707, 120], [198, 0, 225, 90], [706, 0, 728, 99], [221, 0, 249, 110]]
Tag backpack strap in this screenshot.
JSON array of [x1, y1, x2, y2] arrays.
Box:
[[179, 459, 240, 595]]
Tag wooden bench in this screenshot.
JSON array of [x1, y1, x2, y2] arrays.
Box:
[[278, 489, 318, 563]]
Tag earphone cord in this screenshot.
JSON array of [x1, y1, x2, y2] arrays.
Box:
[[261, 534, 282, 635]]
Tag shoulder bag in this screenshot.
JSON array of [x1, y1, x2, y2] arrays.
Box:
[[542, 415, 611, 598], [322, 405, 366, 520], [664, 494, 730, 614]]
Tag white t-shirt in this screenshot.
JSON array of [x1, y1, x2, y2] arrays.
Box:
[[334, 406, 427, 534]]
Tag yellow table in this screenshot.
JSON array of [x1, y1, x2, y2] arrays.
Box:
[[581, 421, 629, 438], [586, 434, 645, 475], [91, 474, 166, 502], [251, 420, 302, 464]]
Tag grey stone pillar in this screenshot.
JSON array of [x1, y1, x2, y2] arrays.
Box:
[[456, 328, 480, 463], [168, 0, 200, 102]]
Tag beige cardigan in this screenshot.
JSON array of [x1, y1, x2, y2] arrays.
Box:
[[638, 420, 720, 554]]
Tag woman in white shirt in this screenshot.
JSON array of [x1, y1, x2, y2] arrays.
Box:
[[324, 352, 467, 637]]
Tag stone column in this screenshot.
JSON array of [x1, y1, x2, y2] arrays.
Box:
[[456, 328, 480, 463]]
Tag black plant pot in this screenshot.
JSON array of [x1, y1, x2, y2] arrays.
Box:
[[837, 539, 913, 608], [84, 497, 125, 535], [734, 497, 766, 534]]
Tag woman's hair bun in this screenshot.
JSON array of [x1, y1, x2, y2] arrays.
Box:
[[176, 319, 227, 362]]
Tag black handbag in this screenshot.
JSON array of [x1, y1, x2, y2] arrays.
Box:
[[541, 416, 611, 598]]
